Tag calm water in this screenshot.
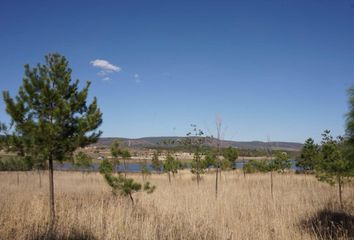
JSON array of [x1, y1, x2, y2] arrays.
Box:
[[54, 160, 301, 172]]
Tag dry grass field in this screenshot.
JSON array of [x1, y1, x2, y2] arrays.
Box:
[[0, 170, 353, 240]]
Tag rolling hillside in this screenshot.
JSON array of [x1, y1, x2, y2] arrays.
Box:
[[96, 137, 303, 151]]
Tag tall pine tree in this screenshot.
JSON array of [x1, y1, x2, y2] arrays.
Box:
[[297, 138, 319, 172], [2, 53, 102, 226], [346, 86, 354, 144], [315, 130, 353, 209]]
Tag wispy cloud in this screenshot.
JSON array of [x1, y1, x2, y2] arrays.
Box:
[[90, 59, 121, 72], [133, 73, 141, 83], [90, 59, 121, 81]]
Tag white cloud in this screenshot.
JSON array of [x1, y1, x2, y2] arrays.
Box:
[[90, 59, 121, 72], [90, 59, 121, 81]]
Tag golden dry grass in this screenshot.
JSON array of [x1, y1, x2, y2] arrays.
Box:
[[0, 170, 353, 240]]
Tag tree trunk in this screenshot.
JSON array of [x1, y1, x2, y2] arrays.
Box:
[[48, 157, 55, 228], [215, 166, 219, 199], [338, 176, 343, 210], [38, 170, 42, 188], [124, 159, 127, 178], [168, 172, 171, 184], [17, 171, 19, 185], [243, 159, 246, 178], [197, 173, 200, 186], [142, 171, 146, 183], [270, 171, 274, 199], [129, 193, 134, 205]]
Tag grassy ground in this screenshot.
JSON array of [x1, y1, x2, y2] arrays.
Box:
[[0, 170, 353, 240]]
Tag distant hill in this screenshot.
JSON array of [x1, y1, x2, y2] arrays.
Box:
[[96, 137, 303, 151]]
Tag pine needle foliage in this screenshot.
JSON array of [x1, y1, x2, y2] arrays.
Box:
[[297, 138, 320, 172], [2, 53, 102, 225], [315, 130, 353, 209], [346, 86, 354, 144], [182, 124, 209, 185], [163, 151, 180, 184], [151, 150, 162, 173], [99, 159, 155, 205]]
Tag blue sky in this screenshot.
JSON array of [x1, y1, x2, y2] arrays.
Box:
[[0, 0, 353, 143]]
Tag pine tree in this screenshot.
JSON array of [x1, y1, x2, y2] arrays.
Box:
[[266, 151, 291, 198], [190, 151, 206, 185], [151, 150, 162, 173], [99, 158, 114, 174], [73, 151, 93, 174], [343, 86, 354, 177], [120, 149, 131, 177], [297, 138, 319, 172], [243, 160, 266, 174], [0, 122, 7, 150], [109, 140, 131, 176], [2, 53, 102, 226], [163, 151, 179, 184], [110, 140, 122, 173], [222, 146, 238, 170], [182, 124, 208, 186], [346, 86, 354, 144], [204, 150, 217, 170], [316, 130, 353, 209], [99, 158, 155, 205], [140, 152, 151, 181], [140, 164, 151, 181]]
